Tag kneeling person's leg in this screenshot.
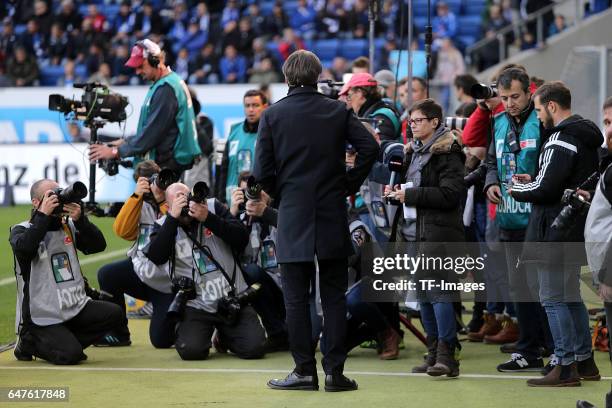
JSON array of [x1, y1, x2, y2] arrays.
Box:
[[24, 324, 86, 365], [175, 307, 215, 360], [220, 305, 265, 359], [66, 300, 124, 349]]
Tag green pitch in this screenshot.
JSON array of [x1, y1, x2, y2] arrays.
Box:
[[0, 205, 610, 407]]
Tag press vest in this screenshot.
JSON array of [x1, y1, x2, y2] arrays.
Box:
[[585, 164, 612, 284], [137, 71, 201, 167], [127, 201, 172, 293], [13, 219, 89, 330], [225, 122, 257, 205], [493, 110, 541, 230], [162, 198, 248, 313]]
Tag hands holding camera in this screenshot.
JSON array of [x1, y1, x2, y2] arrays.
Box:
[[135, 177, 151, 197], [230, 188, 245, 217], [246, 190, 271, 217], [38, 190, 82, 221], [170, 192, 208, 222]]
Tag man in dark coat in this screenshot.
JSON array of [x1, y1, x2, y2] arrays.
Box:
[[254, 50, 379, 392]]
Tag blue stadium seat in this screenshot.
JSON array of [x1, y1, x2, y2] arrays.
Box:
[[75, 64, 88, 79], [463, 0, 487, 16], [40, 65, 64, 86], [456, 35, 477, 49], [413, 16, 428, 31], [438, 0, 461, 15], [259, 2, 275, 16], [457, 15, 482, 37], [14, 24, 27, 36], [413, 1, 431, 18], [265, 41, 284, 65], [339, 39, 368, 60], [313, 39, 340, 61], [283, 1, 299, 15]]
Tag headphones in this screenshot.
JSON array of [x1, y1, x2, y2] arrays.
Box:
[[137, 40, 160, 68]]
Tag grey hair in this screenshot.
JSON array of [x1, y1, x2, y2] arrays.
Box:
[[282, 50, 322, 87]]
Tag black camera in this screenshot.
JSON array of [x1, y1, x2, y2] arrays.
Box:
[[167, 276, 197, 319], [470, 83, 498, 99], [551, 189, 591, 231], [144, 168, 177, 201], [445, 117, 468, 131], [49, 82, 129, 123], [244, 176, 262, 201], [216, 283, 261, 325], [181, 181, 210, 217], [51, 181, 88, 214], [318, 79, 344, 100]]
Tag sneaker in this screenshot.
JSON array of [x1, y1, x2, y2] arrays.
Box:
[[212, 332, 227, 354], [94, 333, 131, 347], [360, 340, 378, 349], [497, 353, 544, 372], [542, 355, 558, 376]]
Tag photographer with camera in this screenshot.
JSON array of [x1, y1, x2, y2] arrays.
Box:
[[10, 179, 123, 365], [95, 160, 177, 348], [217, 89, 269, 205], [89, 38, 201, 175], [230, 172, 289, 353], [509, 82, 602, 387], [145, 182, 265, 361]]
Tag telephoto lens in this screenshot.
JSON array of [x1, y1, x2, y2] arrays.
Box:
[[51, 181, 88, 214], [445, 117, 468, 131], [181, 182, 210, 217], [470, 83, 498, 99]]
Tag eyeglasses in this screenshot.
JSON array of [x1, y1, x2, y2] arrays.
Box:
[[408, 117, 432, 125]]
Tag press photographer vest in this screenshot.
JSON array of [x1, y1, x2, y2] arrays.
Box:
[[127, 201, 172, 293], [137, 71, 201, 167], [585, 164, 612, 285], [225, 122, 257, 205], [165, 198, 247, 313], [13, 219, 89, 330], [245, 220, 281, 289], [493, 110, 540, 230]]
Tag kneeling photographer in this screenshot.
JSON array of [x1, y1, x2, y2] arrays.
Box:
[[509, 82, 601, 386], [10, 179, 122, 365], [230, 172, 289, 353], [96, 160, 177, 348], [146, 182, 265, 360]]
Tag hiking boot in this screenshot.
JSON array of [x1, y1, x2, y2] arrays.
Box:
[[427, 340, 460, 377], [378, 327, 400, 360], [497, 353, 544, 372], [577, 353, 601, 381], [484, 316, 519, 344], [412, 336, 437, 373], [467, 313, 502, 342], [527, 362, 581, 387]]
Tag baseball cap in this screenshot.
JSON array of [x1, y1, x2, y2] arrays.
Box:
[[125, 39, 161, 68], [374, 70, 396, 88], [338, 73, 378, 96]]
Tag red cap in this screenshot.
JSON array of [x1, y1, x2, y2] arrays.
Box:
[[338, 73, 378, 96], [125, 44, 145, 68]]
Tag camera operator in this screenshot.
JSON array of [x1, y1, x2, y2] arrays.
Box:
[[89, 38, 201, 175], [146, 183, 265, 360], [483, 67, 554, 374], [10, 179, 122, 365], [95, 160, 176, 348], [339, 72, 402, 142], [217, 89, 269, 204], [509, 82, 602, 387], [230, 172, 289, 353]]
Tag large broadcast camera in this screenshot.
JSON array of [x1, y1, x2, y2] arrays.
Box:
[[48, 83, 129, 214]]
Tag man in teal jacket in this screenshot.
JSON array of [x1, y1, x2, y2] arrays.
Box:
[[90, 39, 201, 175], [217, 89, 268, 204]]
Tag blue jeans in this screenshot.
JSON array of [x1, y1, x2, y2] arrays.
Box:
[[538, 263, 592, 365], [359, 213, 389, 244], [345, 281, 389, 351], [419, 301, 456, 344]]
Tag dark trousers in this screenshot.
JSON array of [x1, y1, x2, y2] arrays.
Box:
[[97, 258, 176, 348], [21, 300, 122, 365], [282, 258, 348, 376], [243, 264, 287, 338], [175, 305, 265, 360], [605, 302, 612, 361]]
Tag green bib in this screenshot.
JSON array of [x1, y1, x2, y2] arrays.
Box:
[[136, 71, 201, 167], [225, 121, 257, 205]]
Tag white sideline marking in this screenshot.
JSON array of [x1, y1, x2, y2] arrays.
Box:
[[0, 366, 610, 381], [0, 248, 128, 287]]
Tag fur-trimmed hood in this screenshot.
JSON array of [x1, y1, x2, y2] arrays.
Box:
[[404, 129, 460, 155]]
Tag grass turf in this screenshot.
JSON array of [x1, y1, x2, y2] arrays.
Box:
[[0, 205, 610, 407]]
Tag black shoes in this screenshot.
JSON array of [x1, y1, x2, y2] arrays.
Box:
[[267, 372, 358, 392], [324, 374, 358, 392], [267, 371, 319, 391], [14, 338, 33, 361]]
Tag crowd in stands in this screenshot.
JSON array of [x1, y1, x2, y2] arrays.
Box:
[[0, 0, 610, 88]]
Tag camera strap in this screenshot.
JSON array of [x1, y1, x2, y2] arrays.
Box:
[[181, 225, 238, 294]]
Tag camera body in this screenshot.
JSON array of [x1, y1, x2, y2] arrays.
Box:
[[167, 276, 197, 319], [145, 168, 177, 201], [216, 283, 261, 325], [51, 181, 88, 214], [551, 189, 591, 230], [49, 82, 129, 123], [470, 83, 498, 99], [181, 181, 210, 217], [318, 79, 344, 100], [445, 117, 468, 131]]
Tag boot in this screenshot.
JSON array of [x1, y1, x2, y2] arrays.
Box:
[[378, 327, 400, 360], [412, 336, 437, 373], [527, 362, 581, 387], [466, 302, 485, 334], [426, 340, 460, 377], [467, 313, 502, 342], [577, 353, 601, 381], [484, 316, 519, 344]]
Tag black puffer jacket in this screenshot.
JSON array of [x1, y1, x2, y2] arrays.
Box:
[[511, 115, 603, 244], [403, 131, 466, 243]]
